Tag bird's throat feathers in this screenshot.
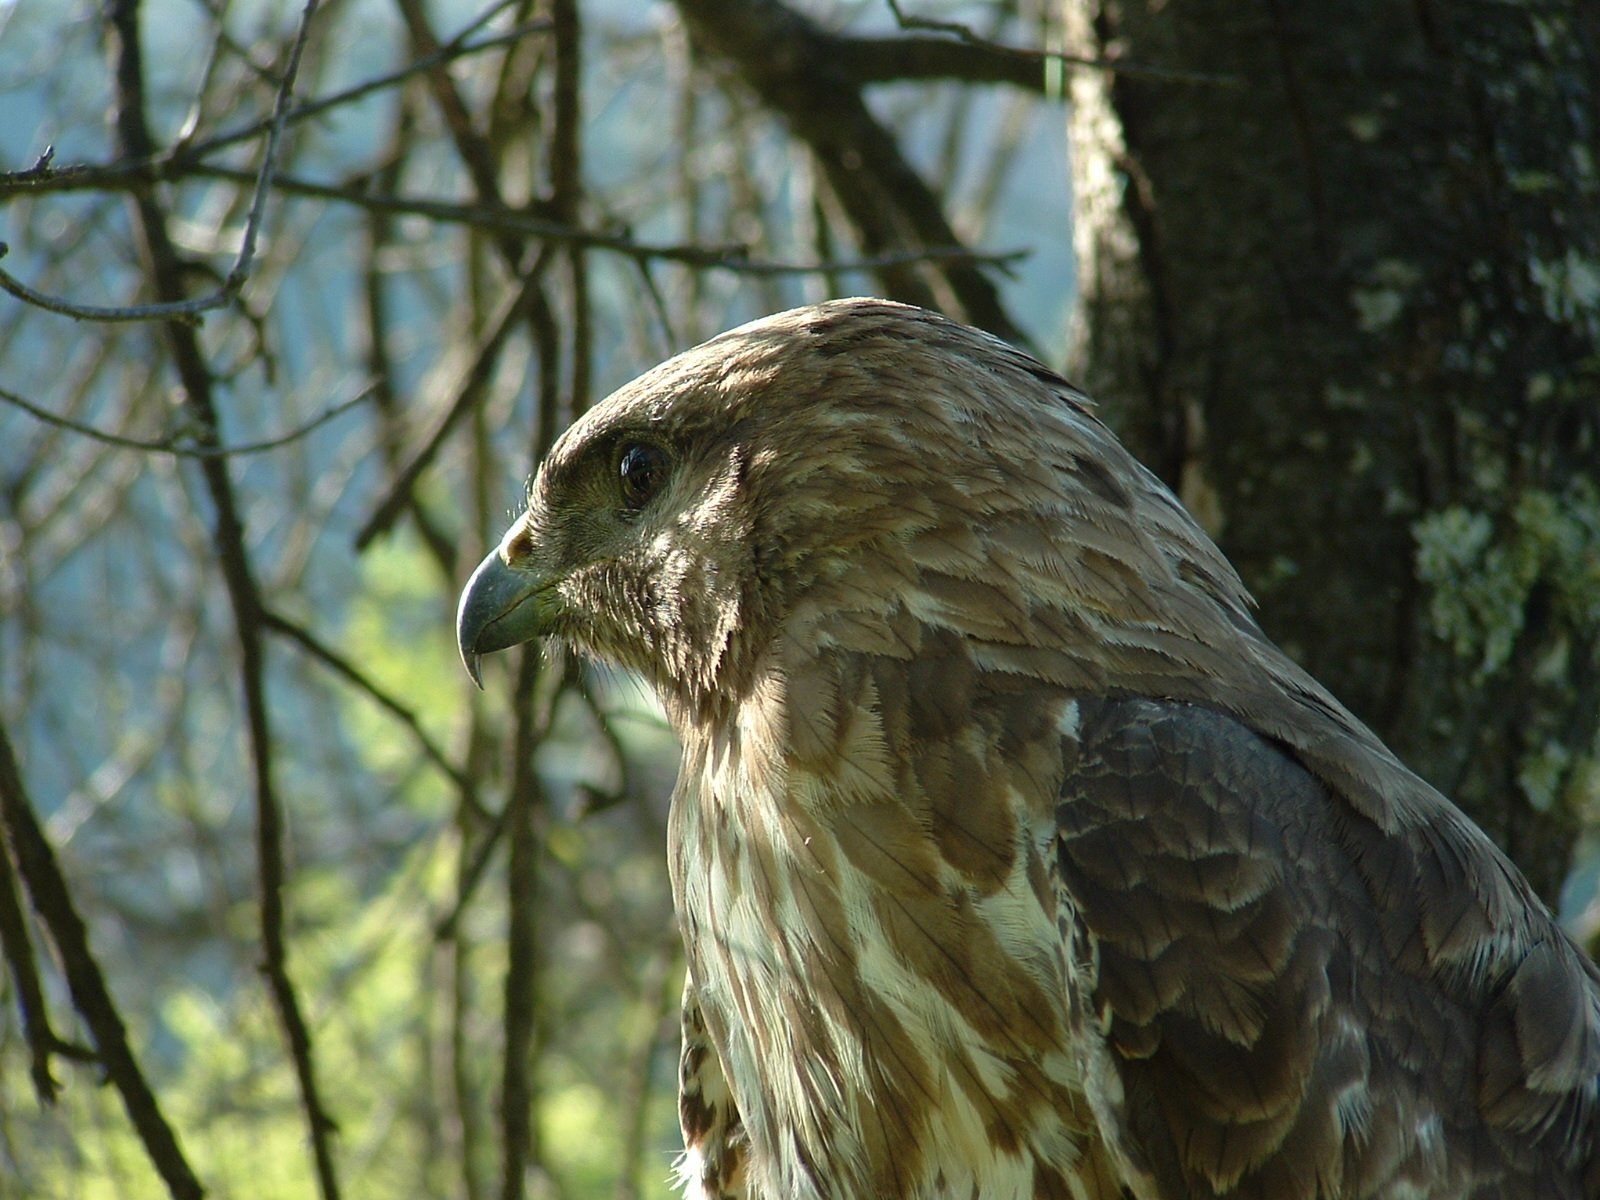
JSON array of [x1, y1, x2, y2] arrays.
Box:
[[668, 625, 1111, 1199]]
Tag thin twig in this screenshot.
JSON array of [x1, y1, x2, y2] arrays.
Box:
[[676, 0, 1026, 343], [395, 0, 521, 267], [432, 669, 600, 944], [376, 0, 554, 559], [192, 19, 553, 166], [0, 380, 377, 457], [0, 0, 317, 324], [433, 800, 511, 942], [261, 609, 478, 803], [0, 718, 204, 1200], [0, 824, 64, 1104], [354, 266, 550, 551], [633, 257, 678, 353], [550, 0, 589, 418], [883, 0, 1240, 86], [3, 145, 59, 185], [0, 243, 203, 324], [1, 164, 1025, 278], [0, 18, 549, 204], [501, 648, 544, 1200], [567, 685, 634, 822], [354, 98, 461, 578]]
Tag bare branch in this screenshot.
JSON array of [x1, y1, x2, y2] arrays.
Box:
[[261, 608, 477, 803], [500, 648, 545, 1200], [0, 242, 213, 325], [0, 718, 204, 1200], [0, 823, 64, 1105], [192, 18, 554, 167], [833, 32, 1050, 90], [4, 145, 59, 185], [214, 172, 1025, 275], [549, 0, 590, 416], [881, 0, 1240, 87], [355, 265, 551, 551], [104, 3, 342, 1197], [0, 380, 377, 457], [433, 799, 511, 943], [0, 0, 318, 325], [2, 162, 1023, 278], [395, 0, 524, 267], [673, 0, 1027, 345], [0, 19, 550, 204]]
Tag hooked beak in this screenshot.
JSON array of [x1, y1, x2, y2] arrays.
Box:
[[455, 546, 554, 688]]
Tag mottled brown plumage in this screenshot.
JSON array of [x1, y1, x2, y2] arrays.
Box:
[[457, 299, 1600, 1199]]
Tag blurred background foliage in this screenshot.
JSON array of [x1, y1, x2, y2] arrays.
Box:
[[0, 0, 1595, 1198]]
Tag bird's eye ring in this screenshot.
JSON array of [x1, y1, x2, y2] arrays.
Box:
[[617, 442, 669, 510]]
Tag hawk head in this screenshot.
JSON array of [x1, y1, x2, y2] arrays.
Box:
[[457, 297, 1255, 731]]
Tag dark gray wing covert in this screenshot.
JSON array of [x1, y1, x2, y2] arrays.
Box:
[[1053, 696, 1600, 1199]]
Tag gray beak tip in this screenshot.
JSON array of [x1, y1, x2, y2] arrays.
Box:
[[456, 543, 546, 685]]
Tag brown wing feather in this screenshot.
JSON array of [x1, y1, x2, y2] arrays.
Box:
[[1055, 694, 1600, 1199]]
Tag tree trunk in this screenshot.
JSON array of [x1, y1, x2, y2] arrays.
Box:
[[1066, 0, 1600, 904]]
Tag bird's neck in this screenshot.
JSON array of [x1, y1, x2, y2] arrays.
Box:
[[665, 647, 1096, 1199]]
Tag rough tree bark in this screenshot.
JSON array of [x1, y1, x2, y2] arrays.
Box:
[[1066, 0, 1600, 903]]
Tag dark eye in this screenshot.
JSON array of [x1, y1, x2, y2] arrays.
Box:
[[617, 442, 669, 510]]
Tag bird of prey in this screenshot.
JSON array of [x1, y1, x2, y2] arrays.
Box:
[[456, 299, 1600, 1199]]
